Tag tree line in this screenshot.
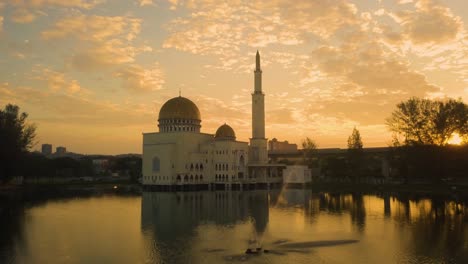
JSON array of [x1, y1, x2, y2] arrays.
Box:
[[1, 97, 467, 184], [0, 104, 141, 183], [299, 97, 467, 183]]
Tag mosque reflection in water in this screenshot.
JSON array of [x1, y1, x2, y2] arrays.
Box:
[[140, 191, 270, 263], [140, 190, 468, 263]]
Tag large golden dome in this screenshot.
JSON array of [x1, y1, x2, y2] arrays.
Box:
[[158, 96, 201, 121], [215, 124, 236, 140]]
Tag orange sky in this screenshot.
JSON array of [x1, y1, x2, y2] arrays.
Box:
[[0, 0, 467, 154]]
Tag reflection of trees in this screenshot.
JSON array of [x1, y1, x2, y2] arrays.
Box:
[[140, 191, 270, 264], [0, 196, 26, 264], [350, 194, 366, 232], [403, 198, 468, 262]]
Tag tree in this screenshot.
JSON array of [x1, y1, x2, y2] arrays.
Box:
[[0, 104, 36, 182], [387, 97, 467, 146], [347, 127, 363, 150], [301, 137, 317, 167], [347, 127, 364, 181]]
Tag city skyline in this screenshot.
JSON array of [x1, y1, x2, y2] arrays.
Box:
[[1, 0, 467, 154]]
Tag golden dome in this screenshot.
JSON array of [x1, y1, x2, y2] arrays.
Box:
[[215, 124, 236, 140], [158, 96, 201, 121]]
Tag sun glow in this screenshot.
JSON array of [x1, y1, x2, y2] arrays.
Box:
[[447, 133, 462, 145]]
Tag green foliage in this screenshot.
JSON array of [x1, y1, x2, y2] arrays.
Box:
[[387, 97, 468, 146], [0, 104, 37, 181]]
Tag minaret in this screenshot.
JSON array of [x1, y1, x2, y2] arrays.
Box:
[[252, 50, 265, 139], [250, 51, 268, 164]]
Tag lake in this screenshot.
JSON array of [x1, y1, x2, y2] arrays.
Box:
[[1, 189, 467, 263]]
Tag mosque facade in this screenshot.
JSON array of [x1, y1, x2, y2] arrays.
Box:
[[142, 52, 283, 190]]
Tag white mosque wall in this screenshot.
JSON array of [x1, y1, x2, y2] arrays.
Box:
[[142, 131, 250, 185], [142, 132, 212, 185], [211, 140, 249, 183]]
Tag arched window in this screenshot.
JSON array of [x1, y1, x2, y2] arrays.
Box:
[[190, 175, 193, 181], [200, 175, 203, 181], [177, 175, 181, 182], [152, 157, 160, 172], [195, 175, 199, 181]]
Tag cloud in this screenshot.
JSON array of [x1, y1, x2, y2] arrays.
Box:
[[42, 15, 151, 71], [192, 95, 251, 137], [34, 67, 89, 95], [42, 15, 141, 42], [11, 8, 36, 23], [396, 0, 462, 44], [114, 64, 165, 91], [162, 0, 359, 71], [290, 20, 441, 126], [6, 0, 104, 9], [139, 0, 154, 6], [0, 84, 152, 127]]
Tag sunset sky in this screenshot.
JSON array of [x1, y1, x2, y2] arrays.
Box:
[[1, 0, 467, 154]]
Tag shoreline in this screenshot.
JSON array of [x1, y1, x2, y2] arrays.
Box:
[[1, 181, 467, 198]]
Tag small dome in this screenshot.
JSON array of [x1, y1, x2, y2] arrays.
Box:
[[215, 124, 236, 140], [158, 96, 201, 121]]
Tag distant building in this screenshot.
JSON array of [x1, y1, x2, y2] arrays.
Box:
[[92, 159, 109, 174], [56, 146, 66, 155], [268, 138, 297, 153], [41, 144, 52, 155]]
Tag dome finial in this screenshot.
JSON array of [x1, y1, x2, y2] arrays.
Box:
[[179, 88, 181, 97]]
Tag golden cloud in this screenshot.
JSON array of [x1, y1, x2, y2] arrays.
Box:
[[162, 0, 359, 71], [11, 8, 36, 23], [114, 63, 165, 91], [34, 67, 89, 95], [42, 15, 151, 71], [396, 0, 462, 44], [7, 0, 104, 9]]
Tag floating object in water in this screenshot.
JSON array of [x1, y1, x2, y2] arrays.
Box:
[[245, 248, 263, 255]]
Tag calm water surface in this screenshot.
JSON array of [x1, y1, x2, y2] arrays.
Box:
[[1, 189, 467, 263]]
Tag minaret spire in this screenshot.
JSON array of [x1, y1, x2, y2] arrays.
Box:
[[256, 50, 261, 71], [254, 51, 262, 93]]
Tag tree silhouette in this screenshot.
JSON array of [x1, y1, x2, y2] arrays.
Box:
[[347, 127, 363, 150], [347, 127, 364, 181], [387, 97, 467, 146], [0, 104, 36, 182], [301, 137, 317, 167]]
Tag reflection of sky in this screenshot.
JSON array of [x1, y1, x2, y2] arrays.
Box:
[[0, 190, 466, 263], [1, 1, 468, 154]]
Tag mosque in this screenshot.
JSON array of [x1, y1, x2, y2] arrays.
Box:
[[142, 51, 284, 190]]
